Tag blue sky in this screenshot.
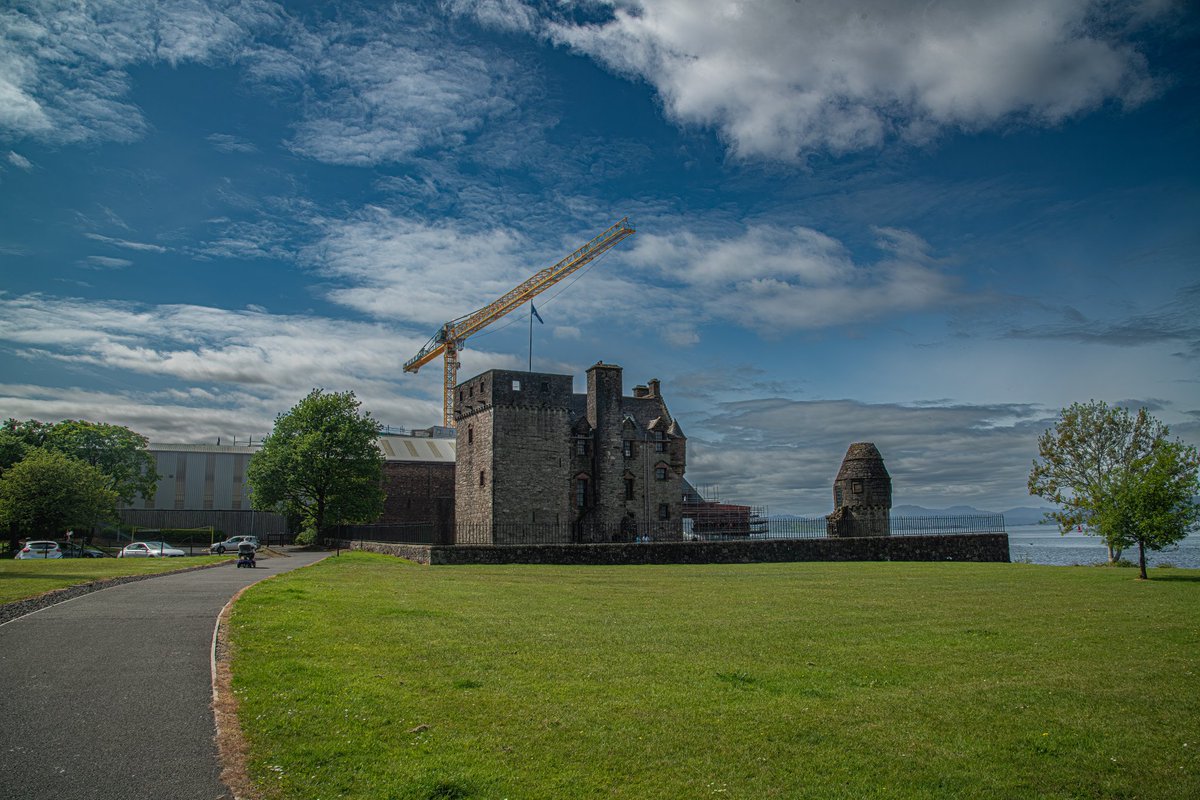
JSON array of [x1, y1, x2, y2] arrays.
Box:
[[2, 0, 1197, 515]]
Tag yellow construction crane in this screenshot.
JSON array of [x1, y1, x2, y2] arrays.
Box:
[[404, 217, 636, 427]]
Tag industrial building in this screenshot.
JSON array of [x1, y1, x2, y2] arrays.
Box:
[[120, 429, 455, 538]]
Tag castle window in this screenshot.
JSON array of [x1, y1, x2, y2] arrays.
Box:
[[852, 480, 863, 494], [655, 431, 666, 452], [541, 381, 550, 392], [479, 470, 486, 486], [467, 425, 473, 445], [575, 477, 588, 508], [658, 503, 670, 520], [458, 389, 463, 403], [655, 466, 668, 481], [624, 478, 634, 500], [512, 380, 521, 391], [623, 440, 633, 458], [576, 439, 587, 456]]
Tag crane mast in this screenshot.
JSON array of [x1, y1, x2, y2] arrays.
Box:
[[404, 217, 635, 427]]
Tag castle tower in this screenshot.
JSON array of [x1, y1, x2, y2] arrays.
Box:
[[827, 442, 892, 537]]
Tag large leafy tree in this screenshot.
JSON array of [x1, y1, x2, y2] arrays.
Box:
[[2, 418, 158, 504], [1028, 401, 1187, 563], [247, 389, 385, 538], [1092, 441, 1200, 579], [0, 448, 119, 545], [42, 420, 159, 505]]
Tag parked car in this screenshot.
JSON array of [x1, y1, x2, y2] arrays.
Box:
[[209, 535, 259, 554], [119, 541, 186, 558], [15, 540, 63, 560], [61, 544, 110, 558]]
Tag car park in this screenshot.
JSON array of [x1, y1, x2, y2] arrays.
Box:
[[118, 541, 186, 558], [209, 535, 259, 554], [15, 540, 64, 560]]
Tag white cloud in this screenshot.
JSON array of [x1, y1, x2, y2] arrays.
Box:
[[6, 150, 32, 170], [83, 233, 168, 253], [206, 132, 258, 153], [624, 223, 962, 334], [284, 29, 528, 165], [489, 0, 1176, 161], [305, 210, 535, 325], [0, 0, 278, 144], [82, 255, 134, 269], [0, 293, 508, 436]]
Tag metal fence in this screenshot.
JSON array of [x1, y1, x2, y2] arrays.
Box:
[[333, 514, 1006, 547]]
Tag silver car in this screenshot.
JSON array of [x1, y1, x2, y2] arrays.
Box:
[[15, 540, 63, 560], [119, 541, 186, 558], [209, 535, 259, 554]]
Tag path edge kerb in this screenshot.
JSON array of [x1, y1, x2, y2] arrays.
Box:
[[211, 553, 330, 800], [0, 559, 234, 627]]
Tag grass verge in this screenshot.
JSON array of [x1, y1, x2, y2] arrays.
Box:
[[0, 555, 231, 604], [230, 553, 1200, 800]]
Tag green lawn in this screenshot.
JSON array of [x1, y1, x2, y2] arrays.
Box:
[[0, 555, 230, 604], [229, 553, 1199, 800]]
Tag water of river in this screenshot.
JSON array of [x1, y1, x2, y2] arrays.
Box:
[[1005, 524, 1200, 568]]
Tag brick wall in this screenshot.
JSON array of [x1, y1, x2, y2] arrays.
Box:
[[344, 533, 1010, 565]]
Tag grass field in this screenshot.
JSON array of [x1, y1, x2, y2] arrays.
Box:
[[0, 555, 231, 604], [229, 553, 1199, 799]]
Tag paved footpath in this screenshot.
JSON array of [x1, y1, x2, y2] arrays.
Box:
[[0, 550, 329, 800]]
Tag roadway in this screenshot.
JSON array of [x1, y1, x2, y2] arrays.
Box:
[[0, 549, 329, 800]]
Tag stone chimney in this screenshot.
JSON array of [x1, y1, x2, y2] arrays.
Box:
[[632, 385, 650, 398], [647, 378, 661, 398]]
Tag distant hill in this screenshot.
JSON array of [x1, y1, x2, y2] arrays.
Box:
[[892, 505, 1054, 525], [770, 505, 1055, 524]]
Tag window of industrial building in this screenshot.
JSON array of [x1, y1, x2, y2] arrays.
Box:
[[479, 470, 485, 486], [655, 466, 667, 480], [512, 379, 521, 390], [658, 503, 670, 520], [624, 478, 634, 500], [623, 440, 633, 458], [575, 477, 588, 508]]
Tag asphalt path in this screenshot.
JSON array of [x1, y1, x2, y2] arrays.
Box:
[[0, 549, 329, 800]]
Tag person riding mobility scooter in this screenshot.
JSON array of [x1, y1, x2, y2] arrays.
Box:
[[236, 539, 257, 568]]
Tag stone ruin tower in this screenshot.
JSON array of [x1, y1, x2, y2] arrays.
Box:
[[826, 442, 892, 537]]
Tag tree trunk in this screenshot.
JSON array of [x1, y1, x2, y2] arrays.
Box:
[[1138, 540, 1147, 580], [1107, 541, 1124, 563]]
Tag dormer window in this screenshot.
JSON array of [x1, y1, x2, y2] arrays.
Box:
[[655, 431, 666, 452], [655, 466, 668, 481], [623, 440, 633, 458]]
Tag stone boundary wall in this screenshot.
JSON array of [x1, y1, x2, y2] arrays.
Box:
[[341, 533, 1009, 566]]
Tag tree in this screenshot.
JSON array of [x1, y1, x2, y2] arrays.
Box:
[[1091, 440, 1200, 579], [247, 390, 384, 539], [0, 448, 119, 546], [2, 418, 158, 505], [1028, 401, 1188, 563], [42, 420, 159, 505]]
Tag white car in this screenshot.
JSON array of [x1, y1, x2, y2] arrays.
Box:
[[15, 540, 64, 560], [119, 541, 186, 558], [209, 535, 259, 554]]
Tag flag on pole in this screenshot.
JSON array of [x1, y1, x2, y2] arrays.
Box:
[[531, 303, 544, 324]]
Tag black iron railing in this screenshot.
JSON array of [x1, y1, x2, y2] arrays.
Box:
[[333, 514, 1006, 547]]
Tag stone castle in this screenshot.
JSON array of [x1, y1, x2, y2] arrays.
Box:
[[454, 362, 686, 543]]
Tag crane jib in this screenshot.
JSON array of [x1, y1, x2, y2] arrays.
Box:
[[401, 217, 635, 424]]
